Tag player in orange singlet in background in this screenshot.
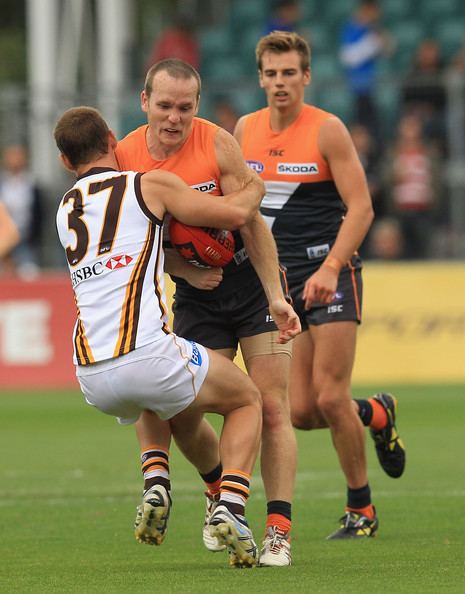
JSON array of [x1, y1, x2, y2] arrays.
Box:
[[235, 31, 406, 539], [116, 59, 300, 566]]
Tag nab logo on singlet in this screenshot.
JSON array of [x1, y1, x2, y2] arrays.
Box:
[[277, 163, 319, 175], [189, 341, 203, 366], [191, 180, 217, 193], [246, 160, 264, 173]]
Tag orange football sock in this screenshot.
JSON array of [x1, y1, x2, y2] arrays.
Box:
[[200, 463, 222, 496], [266, 513, 292, 535], [368, 398, 388, 431], [346, 504, 376, 520], [205, 478, 221, 496]]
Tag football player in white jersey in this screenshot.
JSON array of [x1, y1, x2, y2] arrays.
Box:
[[54, 106, 280, 567]]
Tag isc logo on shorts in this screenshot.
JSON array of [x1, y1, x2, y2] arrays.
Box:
[[277, 163, 319, 175], [328, 304, 343, 313], [189, 341, 203, 366]]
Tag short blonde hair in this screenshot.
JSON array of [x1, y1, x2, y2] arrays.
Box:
[[256, 31, 311, 72]]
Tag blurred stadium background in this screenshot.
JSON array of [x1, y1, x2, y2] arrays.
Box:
[[1, 4, 465, 591], [0, 1, 464, 384], [2, 0, 465, 259]]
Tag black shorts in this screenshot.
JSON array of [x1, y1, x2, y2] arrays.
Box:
[[291, 255, 363, 330], [173, 268, 290, 350]]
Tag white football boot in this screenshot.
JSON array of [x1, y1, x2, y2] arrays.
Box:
[[259, 526, 292, 567], [134, 484, 171, 545], [208, 504, 258, 568]]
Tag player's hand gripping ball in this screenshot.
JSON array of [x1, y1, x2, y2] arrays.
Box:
[[169, 219, 235, 268]]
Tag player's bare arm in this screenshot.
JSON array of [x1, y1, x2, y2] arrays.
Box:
[[140, 168, 262, 229], [302, 116, 374, 310], [215, 127, 265, 195], [164, 249, 224, 290], [231, 117, 284, 305], [227, 122, 301, 342], [320, 116, 374, 262], [0, 203, 20, 258]]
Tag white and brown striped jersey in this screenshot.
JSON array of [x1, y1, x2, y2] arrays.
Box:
[[56, 167, 169, 365]]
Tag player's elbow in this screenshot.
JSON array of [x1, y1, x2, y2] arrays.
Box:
[[233, 209, 252, 228], [245, 171, 265, 205], [356, 196, 374, 227], [253, 176, 266, 204], [365, 201, 375, 226]]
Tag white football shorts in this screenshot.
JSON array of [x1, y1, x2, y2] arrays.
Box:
[[76, 334, 209, 424]]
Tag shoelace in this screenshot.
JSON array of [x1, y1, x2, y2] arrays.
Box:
[[266, 528, 289, 553], [342, 512, 363, 528], [204, 491, 220, 510]]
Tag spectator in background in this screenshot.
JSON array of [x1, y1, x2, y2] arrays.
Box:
[[382, 113, 442, 260], [401, 39, 446, 155], [263, 0, 302, 35], [349, 123, 385, 258], [369, 218, 404, 260], [339, 0, 392, 148], [212, 97, 240, 134], [448, 41, 465, 73], [146, 17, 200, 72], [349, 122, 384, 212], [0, 145, 42, 277]]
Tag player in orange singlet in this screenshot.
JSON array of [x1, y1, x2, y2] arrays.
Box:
[[116, 59, 300, 566], [235, 31, 406, 539]]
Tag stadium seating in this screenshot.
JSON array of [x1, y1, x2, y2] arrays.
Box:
[[194, 0, 465, 127], [433, 20, 465, 59]]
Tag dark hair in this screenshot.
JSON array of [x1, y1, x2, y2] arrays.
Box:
[[144, 58, 201, 100], [54, 106, 109, 169], [256, 31, 311, 71]]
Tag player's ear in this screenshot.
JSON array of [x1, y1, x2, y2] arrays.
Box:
[[141, 90, 149, 113], [108, 130, 118, 150], [60, 153, 74, 173], [304, 67, 311, 87], [258, 69, 265, 88]]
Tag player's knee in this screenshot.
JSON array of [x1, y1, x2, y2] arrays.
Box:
[[238, 379, 262, 409], [317, 389, 348, 424], [262, 390, 290, 430], [290, 403, 321, 430]]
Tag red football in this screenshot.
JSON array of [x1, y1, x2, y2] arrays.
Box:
[[169, 218, 235, 268]]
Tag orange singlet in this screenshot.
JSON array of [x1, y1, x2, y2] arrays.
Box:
[[116, 118, 221, 193], [241, 104, 362, 325], [116, 117, 258, 300]]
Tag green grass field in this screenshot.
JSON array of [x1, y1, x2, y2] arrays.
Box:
[[1, 385, 464, 593]]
